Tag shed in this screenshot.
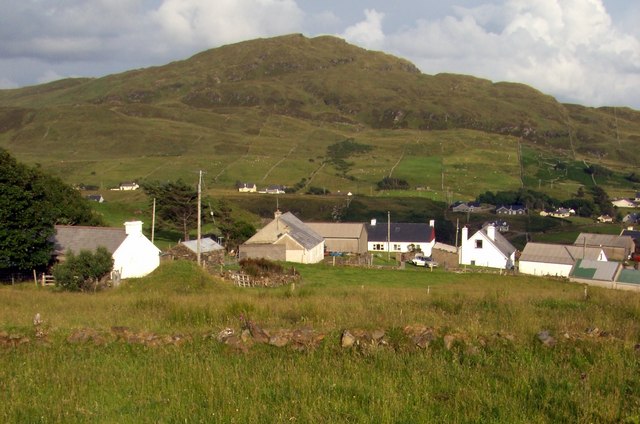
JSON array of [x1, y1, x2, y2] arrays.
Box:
[[305, 222, 368, 254]]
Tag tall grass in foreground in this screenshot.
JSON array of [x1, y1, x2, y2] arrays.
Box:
[[1, 261, 639, 422]]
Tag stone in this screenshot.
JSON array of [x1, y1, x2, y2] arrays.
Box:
[[341, 330, 356, 348], [537, 330, 556, 347], [216, 328, 235, 343], [248, 321, 270, 344]]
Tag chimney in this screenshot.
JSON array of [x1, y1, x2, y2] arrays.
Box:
[[274, 209, 282, 219], [125, 221, 143, 235], [429, 219, 435, 228], [487, 224, 496, 241], [461, 226, 468, 245], [371, 218, 377, 226]]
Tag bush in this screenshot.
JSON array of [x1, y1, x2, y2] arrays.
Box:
[[239, 258, 284, 277], [53, 247, 113, 291]]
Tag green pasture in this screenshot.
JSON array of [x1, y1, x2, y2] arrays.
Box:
[[1, 261, 640, 422]]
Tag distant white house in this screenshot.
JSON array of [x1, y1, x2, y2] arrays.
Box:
[[459, 224, 516, 269], [119, 182, 139, 191], [237, 182, 257, 193], [51, 221, 160, 280], [519, 242, 607, 277], [366, 219, 436, 256], [611, 198, 636, 208]]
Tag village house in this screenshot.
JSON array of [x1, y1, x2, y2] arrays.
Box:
[[265, 185, 286, 194], [239, 211, 324, 264], [597, 214, 614, 223], [483, 220, 509, 232], [85, 194, 105, 203], [305, 222, 368, 255], [459, 224, 516, 269], [51, 221, 160, 279], [495, 205, 527, 215], [574, 233, 635, 262], [365, 219, 436, 256], [611, 198, 636, 208], [236, 182, 257, 193], [519, 242, 607, 277], [118, 182, 139, 191], [451, 201, 481, 213]]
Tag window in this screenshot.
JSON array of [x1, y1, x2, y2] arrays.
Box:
[[373, 243, 384, 251], [475, 239, 483, 249], [393, 244, 401, 251]]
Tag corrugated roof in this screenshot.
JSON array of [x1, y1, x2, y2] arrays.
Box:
[[244, 212, 323, 250], [51, 225, 127, 255], [574, 233, 634, 249], [572, 259, 620, 281], [305, 222, 365, 239], [520, 243, 603, 265], [181, 238, 223, 254], [366, 222, 434, 243], [617, 269, 640, 284]]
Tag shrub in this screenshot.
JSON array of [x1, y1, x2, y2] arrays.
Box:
[[52, 247, 113, 291]]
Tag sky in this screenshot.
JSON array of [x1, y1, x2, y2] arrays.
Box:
[[1, 0, 639, 109]]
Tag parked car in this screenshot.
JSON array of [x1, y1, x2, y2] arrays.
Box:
[[410, 256, 439, 267]]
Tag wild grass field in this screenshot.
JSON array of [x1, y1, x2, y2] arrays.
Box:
[[1, 261, 639, 423]]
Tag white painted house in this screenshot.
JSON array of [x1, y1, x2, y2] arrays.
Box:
[[112, 221, 161, 279], [51, 221, 160, 280], [366, 219, 436, 256], [518, 242, 607, 278], [459, 224, 516, 269]]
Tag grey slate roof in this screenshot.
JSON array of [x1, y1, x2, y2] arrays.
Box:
[[51, 225, 127, 256], [520, 242, 603, 265], [277, 212, 324, 249], [621, 229, 640, 242], [366, 222, 435, 243], [181, 238, 224, 254], [244, 212, 323, 250]]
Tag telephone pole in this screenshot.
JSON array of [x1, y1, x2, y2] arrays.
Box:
[[197, 170, 202, 267]]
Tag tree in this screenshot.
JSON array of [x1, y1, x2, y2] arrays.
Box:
[[212, 199, 255, 250], [141, 180, 200, 240], [0, 148, 101, 270], [52, 247, 113, 291]]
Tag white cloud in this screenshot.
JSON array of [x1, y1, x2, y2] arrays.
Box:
[[378, 0, 640, 107], [341, 9, 386, 48], [152, 0, 304, 47]]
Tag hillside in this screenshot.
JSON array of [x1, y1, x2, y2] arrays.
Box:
[[0, 34, 638, 200]]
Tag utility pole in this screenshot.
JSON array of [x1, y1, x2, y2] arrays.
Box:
[[387, 211, 391, 261], [197, 170, 202, 267], [151, 198, 156, 243]]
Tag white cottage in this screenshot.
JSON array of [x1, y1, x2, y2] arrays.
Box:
[[51, 221, 160, 280], [112, 221, 161, 279], [459, 224, 516, 269], [366, 219, 436, 255]]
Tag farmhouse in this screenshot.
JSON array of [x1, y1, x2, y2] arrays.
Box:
[[451, 201, 481, 213], [459, 224, 516, 269], [239, 211, 324, 264], [574, 233, 635, 261], [305, 222, 368, 255], [118, 182, 139, 191], [237, 182, 257, 193], [365, 219, 436, 256], [519, 242, 607, 277], [51, 221, 160, 279], [495, 204, 527, 215], [85, 194, 105, 203], [265, 185, 286, 194], [611, 198, 636, 208]]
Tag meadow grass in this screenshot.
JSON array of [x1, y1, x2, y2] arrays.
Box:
[[1, 261, 640, 422]]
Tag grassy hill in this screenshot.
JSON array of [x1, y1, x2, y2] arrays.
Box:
[[0, 34, 639, 201]]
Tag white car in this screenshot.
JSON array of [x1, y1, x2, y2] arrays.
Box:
[[411, 256, 438, 267]]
